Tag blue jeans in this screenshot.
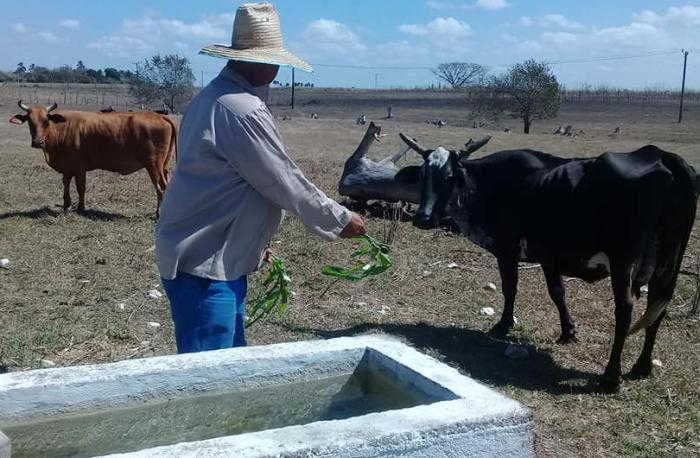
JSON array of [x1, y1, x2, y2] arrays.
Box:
[[161, 272, 248, 354]]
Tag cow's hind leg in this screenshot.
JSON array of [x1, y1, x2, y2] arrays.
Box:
[[144, 161, 166, 218], [542, 265, 577, 343], [599, 261, 634, 393], [75, 171, 86, 212], [490, 256, 518, 337], [628, 279, 672, 379], [62, 174, 73, 211]]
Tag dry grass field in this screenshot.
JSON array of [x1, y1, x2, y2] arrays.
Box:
[[1, 89, 699, 456]]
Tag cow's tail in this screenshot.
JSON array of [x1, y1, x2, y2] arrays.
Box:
[[629, 152, 698, 334], [163, 115, 178, 166]]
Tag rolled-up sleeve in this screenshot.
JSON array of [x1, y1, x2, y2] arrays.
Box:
[[214, 101, 351, 240]]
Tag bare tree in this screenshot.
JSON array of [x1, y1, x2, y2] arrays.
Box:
[[129, 54, 195, 113], [432, 62, 488, 89], [487, 60, 560, 134]]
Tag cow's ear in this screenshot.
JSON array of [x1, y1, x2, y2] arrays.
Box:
[[48, 114, 66, 123], [9, 114, 27, 125], [395, 166, 421, 184]]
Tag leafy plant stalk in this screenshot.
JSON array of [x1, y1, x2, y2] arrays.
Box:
[[321, 235, 392, 282], [245, 256, 292, 328]]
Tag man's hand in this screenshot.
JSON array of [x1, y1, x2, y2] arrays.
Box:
[[339, 212, 366, 238]]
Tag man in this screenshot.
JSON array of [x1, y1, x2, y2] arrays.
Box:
[[155, 3, 365, 354]]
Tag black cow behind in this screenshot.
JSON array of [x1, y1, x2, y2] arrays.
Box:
[[399, 134, 698, 392]]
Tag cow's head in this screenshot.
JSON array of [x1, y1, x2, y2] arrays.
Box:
[[9, 100, 63, 149], [399, 133, 491, 229]]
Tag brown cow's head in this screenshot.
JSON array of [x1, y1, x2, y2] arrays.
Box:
[[9, 101, 64, 149]]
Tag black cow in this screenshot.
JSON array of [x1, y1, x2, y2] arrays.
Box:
[[398, 133, 698, 392]]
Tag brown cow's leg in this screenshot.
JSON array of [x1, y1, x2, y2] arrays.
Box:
[[75, 172, 86, 212], [490, 256, 518, 337], [144, 162, 165, 218], [542, 266, 577, 344], [599, 261, 634, 393], [62, 174, 73, 211]]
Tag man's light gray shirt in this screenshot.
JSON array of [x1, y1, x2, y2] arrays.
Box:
[[156, 67, 351, 281]]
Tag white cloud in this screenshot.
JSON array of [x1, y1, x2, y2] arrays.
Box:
[[399, 17, 473, 59], [301, 19, 366, 56], [122, 14, 233, 41], [634, 5, 700, 27], [88, 13, 234, 59], [11, 23, 27, 33], [475, 0, 509, 11], [38, 32, 60, 43], [427, 1, 470, 10], [520, 14, 585, 30], [59, 19, 80, 30], [87, 35, 154, 57], [399, 17, 472, 38]]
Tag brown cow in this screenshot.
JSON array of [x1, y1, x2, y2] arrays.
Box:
[[9, 101, 176, 216]]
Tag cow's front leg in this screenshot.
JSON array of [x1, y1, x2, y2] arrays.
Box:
[[75, 171, 86, 212], [62, 174, 73, 211], [542, 266, 577, 343], [490, 256, 518, 337], [600, 261, 634, 393]]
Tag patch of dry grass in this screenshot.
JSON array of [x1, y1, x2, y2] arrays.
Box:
[[1, 92, 699, 457]]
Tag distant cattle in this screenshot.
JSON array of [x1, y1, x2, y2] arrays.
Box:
[[398, 132, 698, 392], [100, 106, 115, 113], [10, 101, 177, 216]]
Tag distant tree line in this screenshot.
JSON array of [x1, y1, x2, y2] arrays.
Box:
[[0, 61, 135, 84]]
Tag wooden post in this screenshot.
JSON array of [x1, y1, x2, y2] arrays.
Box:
[[679, 50, 689, 124], [291, 68, 295, 110]]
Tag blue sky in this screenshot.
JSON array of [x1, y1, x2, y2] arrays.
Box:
[[1, 1, 698, 89]]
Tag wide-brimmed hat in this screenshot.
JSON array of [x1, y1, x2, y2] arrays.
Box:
[[200, 2, 312, 72]]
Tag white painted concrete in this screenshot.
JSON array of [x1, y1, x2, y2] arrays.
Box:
[[0, 335, 534, 457]]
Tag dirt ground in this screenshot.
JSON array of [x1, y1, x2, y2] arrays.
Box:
[[1, 90, 699, 456]]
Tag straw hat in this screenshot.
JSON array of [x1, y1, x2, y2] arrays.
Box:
[[200, 2, 312, 72]]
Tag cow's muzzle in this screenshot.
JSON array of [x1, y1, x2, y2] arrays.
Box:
[[31, 139, 45, 149]]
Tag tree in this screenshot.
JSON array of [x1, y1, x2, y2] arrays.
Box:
[[432, 62, 488, 89], [129, 54, 195, 113], [76, 60, 86, 71], [104, 67, 121, 81], [15, 62, 26, 78], [487, 59, 560, 134]]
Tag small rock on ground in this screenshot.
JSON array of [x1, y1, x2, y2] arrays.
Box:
[[484, 282, 497, 292], [652, 359, 663, 368], [145, 289, 164, 299], [480, 307, 496, 316], [146, 322, 161, 328], [0, 259, 10, 269]]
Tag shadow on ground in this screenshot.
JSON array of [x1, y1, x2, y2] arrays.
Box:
[[287, 321, 599, 395], [0, 206, 126, 221]]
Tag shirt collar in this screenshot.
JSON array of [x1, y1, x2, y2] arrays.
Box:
[[220, 65, 257, 90]]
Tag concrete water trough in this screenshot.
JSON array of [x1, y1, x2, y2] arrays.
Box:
[[0, 335, 533, 457]]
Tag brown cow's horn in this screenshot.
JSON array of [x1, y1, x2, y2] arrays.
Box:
[[18, 100, 29, 112], [46, 103, 58, 113], [399, 133, 429, 159]]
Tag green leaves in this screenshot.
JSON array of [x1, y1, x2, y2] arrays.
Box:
[[245, 257, 292, 329], [246, 235, 393, 328], [321, 235, 392, 282]]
